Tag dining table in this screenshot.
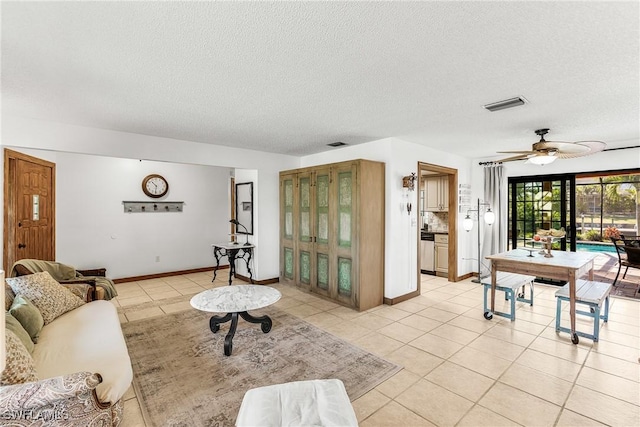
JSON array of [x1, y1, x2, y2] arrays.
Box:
[[485, 248, 598, 344]]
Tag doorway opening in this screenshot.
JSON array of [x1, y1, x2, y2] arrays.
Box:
[[417, 162, 458, 292]]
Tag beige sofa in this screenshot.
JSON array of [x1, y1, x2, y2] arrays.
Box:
[[1, 279, 132, 425]]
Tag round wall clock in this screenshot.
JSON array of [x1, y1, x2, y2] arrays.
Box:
[[142, 174, 169, 198]]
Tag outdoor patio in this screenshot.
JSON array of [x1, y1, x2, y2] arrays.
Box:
[[591, 251, 640, 299]]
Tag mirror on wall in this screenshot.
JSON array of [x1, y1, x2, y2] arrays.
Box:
[[235, 182, 253, 235]]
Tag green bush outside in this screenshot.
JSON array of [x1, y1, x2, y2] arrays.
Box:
[[584, 230, 602, 241]]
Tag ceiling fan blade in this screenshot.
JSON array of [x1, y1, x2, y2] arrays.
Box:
[[538, 140, 606, 158], [495, 130, 607, 162], [496, 150, 536, 154], [497, 154, 534, 163]]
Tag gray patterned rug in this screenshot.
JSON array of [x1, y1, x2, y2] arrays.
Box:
[[122, 307, 401, 427]]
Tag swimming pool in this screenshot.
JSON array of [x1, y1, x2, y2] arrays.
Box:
[[576, 242, 617, 253]]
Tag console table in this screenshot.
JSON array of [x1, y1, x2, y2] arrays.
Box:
[[212, 243, 255, 285]]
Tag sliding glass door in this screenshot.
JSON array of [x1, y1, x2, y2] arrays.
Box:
[[508, 175, 576, 251]]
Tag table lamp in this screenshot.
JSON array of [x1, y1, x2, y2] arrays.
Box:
[[229, 219, 250, 246]]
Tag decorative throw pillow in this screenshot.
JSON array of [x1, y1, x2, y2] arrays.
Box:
[[5, 312, 35, 353], [9, 295, 45, 344], [5, 282, 16, 311], [1, 329, 38, 385], [6, 271, 85, 324]]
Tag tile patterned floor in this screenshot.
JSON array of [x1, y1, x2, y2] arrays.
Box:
[[114, 269, 640, 427]]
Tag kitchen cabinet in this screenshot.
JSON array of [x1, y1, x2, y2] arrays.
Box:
[[279, 159, 385, 311], [425, 176, 449, 212], [435, 234, 449, 275]]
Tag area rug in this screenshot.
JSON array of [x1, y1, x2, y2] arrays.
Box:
[[122, 307, 401, 427]]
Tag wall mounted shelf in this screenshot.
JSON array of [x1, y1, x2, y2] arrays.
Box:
[[123, 201, 184, 213]]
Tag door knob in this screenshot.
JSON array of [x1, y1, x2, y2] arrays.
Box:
[[18, 243, 26, 249]]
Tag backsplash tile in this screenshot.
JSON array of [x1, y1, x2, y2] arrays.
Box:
[[424, 212, 448, 232]]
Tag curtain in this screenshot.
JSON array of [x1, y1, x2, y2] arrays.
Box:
[[481, 164, 506, 276]]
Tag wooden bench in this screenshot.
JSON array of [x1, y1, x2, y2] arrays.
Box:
[[482, 272, 535, 321], [555, 279, 612, 342]]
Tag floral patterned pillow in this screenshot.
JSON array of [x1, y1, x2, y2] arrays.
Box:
[[6, 271, 85, 325], [1, 329, 38, 385]]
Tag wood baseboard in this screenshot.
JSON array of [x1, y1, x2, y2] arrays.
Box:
[[233, 273, 280, 285], [383, 289, 420, 305], [113, 266, 226, 284], [458, 272, 476, 281], [114, 266, 280, 286]]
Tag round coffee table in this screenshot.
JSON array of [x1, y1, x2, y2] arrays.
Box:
[[190, 285, 281, 356]]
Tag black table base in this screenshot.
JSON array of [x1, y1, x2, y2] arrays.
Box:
[[209, 311, 272, 356], [212, 245, 254, 285]]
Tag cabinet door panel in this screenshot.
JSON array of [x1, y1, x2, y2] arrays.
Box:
[[317, 253, 329, 290], [297, 172, 314, 289], [337, 257, 353, 296], [337, 171, 353, 248], [440, 176, 449, 211], [299, 176, 312, 243], [316, 173, 330, 244], [425, 178, 440, 211], [333, 165, 357, 307], [283, 247, 294, 280], [313, 168, 332, 296], [300, 250, 311, 284], [280, 176, 296, 283]]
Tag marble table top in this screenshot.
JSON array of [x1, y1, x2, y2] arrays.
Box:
[[190, 285, 281, 313], [212, 242, 255, 251]]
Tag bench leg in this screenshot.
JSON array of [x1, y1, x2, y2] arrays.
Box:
[[603, 295, 610, 323], [555, 297, 562, 332], [483, 284, 488, 314], [593, 305, 601, 342], [509, 289, 516, 321], [529, 280, 534, 306]]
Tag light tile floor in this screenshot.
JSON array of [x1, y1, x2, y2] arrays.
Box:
[[115, 270, 640, 427]]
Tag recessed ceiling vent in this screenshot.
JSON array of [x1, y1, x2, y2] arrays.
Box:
[[483, 96, 526, 112], [328, 141, 347, 147]]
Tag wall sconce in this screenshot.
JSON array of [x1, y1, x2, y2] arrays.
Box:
[[464, 199, 496, 283], [401, 173, 416, 215], [402, 173, 417, 191]]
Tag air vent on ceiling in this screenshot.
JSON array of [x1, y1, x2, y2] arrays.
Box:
[[483, 96, 526, 112], [327, 141, 347, 147]]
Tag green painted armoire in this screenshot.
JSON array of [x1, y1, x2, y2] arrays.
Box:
[[279, 159, 385, 311]]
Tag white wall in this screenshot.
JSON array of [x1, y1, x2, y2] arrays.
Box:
[[301, 137, 474, 299], [1, 115, 300, 280], [6, 148, 232, 278]]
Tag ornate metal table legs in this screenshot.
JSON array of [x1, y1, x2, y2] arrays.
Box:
[[209, 311, 272, 356], [211, 246, 254, 284]]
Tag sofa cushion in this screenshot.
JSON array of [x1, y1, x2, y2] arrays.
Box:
[[5, 312, 35, 353], [9, 295, 44, 344], [6, 271, 85, 325], [33, 300, 133, 404], [1, 329, 38, 385]]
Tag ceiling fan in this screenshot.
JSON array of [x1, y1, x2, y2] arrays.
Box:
[[497, 129, 606, 165]]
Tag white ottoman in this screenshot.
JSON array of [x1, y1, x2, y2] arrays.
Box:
[[236, 379, 358, 427]]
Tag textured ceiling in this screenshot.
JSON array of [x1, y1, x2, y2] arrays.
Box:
[[2, 1, 638, 158]]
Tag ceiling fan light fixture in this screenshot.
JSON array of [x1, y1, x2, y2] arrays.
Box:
[[483, 96, 526, 112], [528, 154, 557, 165]]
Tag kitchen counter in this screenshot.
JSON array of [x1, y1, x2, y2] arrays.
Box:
[[421, 230, 448, 235]]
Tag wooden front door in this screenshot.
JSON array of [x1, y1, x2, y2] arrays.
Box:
[[3, 149, 56, 272]]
